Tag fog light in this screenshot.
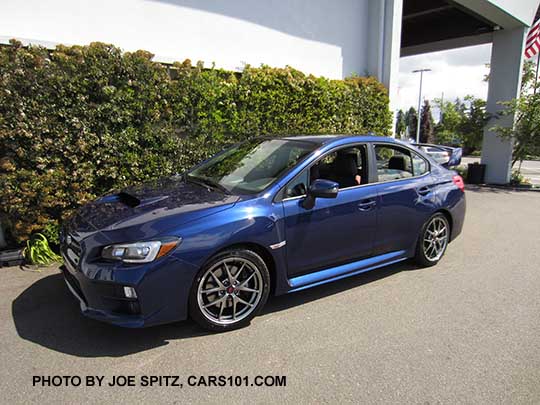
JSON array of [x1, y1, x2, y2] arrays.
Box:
[[123, 286, 137, 299]]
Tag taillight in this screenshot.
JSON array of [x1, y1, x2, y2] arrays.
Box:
[[452, 175, 465, 192]]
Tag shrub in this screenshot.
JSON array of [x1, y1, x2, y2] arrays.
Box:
[[0, 40, 392, 242], [510, 170, 531, 186]]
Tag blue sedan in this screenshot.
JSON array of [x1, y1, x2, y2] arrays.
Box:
[[60, 135, 466, 331]]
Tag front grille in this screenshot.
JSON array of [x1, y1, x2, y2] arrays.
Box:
[[64, 233, 82, 267], [69, 237, 82, 255]]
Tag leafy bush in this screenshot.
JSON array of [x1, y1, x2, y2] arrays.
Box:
[[510, 170, 531, 186], [0, 40, 392, 242]]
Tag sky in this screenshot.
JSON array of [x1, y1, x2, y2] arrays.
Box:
[[396, 44, 492, 117]]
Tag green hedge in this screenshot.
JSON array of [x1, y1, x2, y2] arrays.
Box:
[[0, 40, 391, 242]]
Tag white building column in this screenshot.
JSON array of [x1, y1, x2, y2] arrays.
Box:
[[481, 27, 527, 184], [367, 0, 403, 135]]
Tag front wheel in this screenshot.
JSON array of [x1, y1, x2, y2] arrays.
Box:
[[189, 249, 270, 332], [415, 213, 450, 267]]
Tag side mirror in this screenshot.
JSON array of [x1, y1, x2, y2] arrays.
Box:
[[301, 179, 339, 209]]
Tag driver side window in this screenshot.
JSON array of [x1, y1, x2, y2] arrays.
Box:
[[284, 144, 367, 198]]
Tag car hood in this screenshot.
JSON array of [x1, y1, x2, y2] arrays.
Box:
[[68, 176, 239, 236]]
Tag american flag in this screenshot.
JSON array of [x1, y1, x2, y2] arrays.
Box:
[[525, 17, 540, 59]]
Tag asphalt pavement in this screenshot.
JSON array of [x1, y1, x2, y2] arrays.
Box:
[[1, 187, 539, 404]]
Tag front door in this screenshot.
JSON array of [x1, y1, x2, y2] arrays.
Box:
[[281, 144, 377, 277]]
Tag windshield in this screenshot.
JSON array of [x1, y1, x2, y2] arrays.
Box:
[[187, 139, 317, 195]]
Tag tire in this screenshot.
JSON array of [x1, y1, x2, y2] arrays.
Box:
[[189, 249, 270, 332], [414, 213, 450, 267]]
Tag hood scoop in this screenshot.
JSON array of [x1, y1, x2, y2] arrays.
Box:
[[73, 178, 240, 233], [98, 192, 170, 209], [98, 192, 140, 207], [118, 192, 140, 207]]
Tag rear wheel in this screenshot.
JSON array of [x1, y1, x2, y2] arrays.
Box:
[[415, 213, 450, 267], [189, 249, 270, 332]]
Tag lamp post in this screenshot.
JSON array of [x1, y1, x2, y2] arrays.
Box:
[[412, 68, 431, 143]]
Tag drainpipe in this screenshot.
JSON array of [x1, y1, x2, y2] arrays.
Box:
[[378, 0, 386, 81]]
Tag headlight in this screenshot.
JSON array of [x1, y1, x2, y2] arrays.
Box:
[[102, 237, 181, 263]]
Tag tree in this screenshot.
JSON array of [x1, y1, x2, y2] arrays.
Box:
[[432, 96, 488, 151], [494, 92, 540, 168], [395, 109, 406, 138], [460, 96, 489, 153], [433, 97, 465, 145], [419, 100, 434, 143], [520, 59, 538, 94], [486, 59, 539, 167], [404, 107, 417, 140]]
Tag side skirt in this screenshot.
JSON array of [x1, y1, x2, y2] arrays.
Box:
[[287, 250, 408, 293]]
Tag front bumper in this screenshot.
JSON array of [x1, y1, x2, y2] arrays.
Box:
[[61, 249, 199, 328]]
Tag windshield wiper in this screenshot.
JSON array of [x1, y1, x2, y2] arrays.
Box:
[[186, 175, 230, 194]]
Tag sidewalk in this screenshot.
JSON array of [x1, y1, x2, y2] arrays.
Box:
[[461, 156, 540, 186]]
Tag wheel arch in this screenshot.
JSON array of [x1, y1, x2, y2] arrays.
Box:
[[210, 242, 277, 295], [435, 208, 454, 241]]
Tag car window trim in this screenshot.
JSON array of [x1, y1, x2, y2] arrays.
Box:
[[281, 170, 432, 202], [279, 142, 433, 202]]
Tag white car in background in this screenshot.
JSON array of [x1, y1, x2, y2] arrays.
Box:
[[419, 146, 450, 164], [408, 143, 462, 167]]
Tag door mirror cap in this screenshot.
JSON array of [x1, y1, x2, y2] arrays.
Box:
[[301, 179, 339, 209], [309, 179, 339, 198]]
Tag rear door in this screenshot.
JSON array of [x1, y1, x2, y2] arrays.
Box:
[[370, 143, 436, 255]]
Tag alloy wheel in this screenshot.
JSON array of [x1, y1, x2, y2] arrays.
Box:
[[197, 257, 263, 325], [423, 216, 449, 261]]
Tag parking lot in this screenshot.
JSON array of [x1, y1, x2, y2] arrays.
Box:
[[1, 187, 539, 404]]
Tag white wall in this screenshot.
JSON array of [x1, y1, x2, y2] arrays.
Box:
[[0, 0, 371, 79]]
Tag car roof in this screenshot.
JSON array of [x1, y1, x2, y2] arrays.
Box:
[[280, 134, 399, 145]]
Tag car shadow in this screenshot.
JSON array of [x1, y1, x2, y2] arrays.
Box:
[[262, 260, 418, 315], [12, 261, 419, 358]]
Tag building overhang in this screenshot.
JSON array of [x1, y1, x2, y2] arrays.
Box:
[[401, 0, 539, 57]]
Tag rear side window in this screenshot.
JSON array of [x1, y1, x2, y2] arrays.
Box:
[[412, 152, 429, 176], [374, 144, 413, 182]]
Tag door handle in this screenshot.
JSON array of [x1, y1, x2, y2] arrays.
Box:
[[358, 200, 376, 211], [417, 186, 431, 196]]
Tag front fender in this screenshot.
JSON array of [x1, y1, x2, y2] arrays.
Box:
[[169, 198, 289, 293]]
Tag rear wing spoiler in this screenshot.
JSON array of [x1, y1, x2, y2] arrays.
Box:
[[412, 143, 462, 167]]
